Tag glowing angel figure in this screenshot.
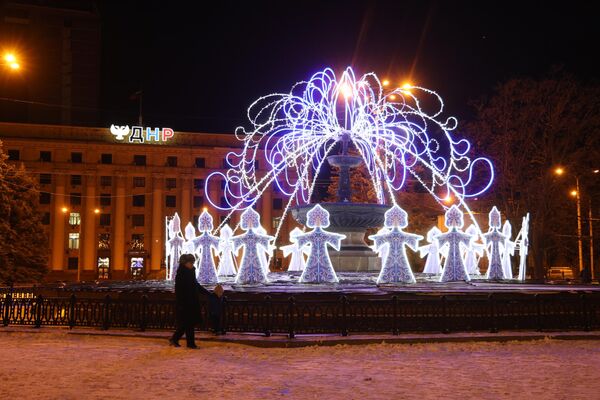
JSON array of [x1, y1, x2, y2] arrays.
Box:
[[438, 205, 473, 282], [182, 222, 196, 254], [256, 225, 276, 275], [232, 208, 274, 284], [298, 204, 345, 284], [502, 220, 516, 279], [166, 213, 185, 281], [464, 224, 485, 275], [191, 211, 220, 284], [483, 206, 507, 280], [369, 205, 422, 284], [517, 213, 530, 281], [419, 227, 443, 274], [281, 227, 308, 272], [216, 224, 237, 277]]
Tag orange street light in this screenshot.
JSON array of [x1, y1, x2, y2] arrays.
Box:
[[570, 189, 578, 197], [554, 167, 564, 176], [61, 207, 69, 213], [94, 208, 100, 214], [382, 79, 390, 87], [443, 193, 454, 204], [388, 94, 397, 101], [3, 52, 21, 71]]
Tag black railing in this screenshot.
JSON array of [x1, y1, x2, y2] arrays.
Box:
[[1, 289, 599, 337]]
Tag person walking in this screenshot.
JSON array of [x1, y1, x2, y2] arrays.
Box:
[[169, 253, 209, 348]]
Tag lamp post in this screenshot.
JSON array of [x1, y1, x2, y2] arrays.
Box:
[[573, 176, 584, 275]]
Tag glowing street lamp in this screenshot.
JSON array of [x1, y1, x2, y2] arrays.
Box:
[[2, 52, 21, 71], [382, 79, 390, 87]]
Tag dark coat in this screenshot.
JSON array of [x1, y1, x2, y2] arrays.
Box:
[[174, 264, 210, 325]]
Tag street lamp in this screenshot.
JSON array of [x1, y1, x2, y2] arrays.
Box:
[[554, 167, 584, 275], [2, 52, 21, 71]]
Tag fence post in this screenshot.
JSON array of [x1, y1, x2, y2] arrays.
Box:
[[102, 295, 111, 330], [489, 293, 498, 333], [264, 295, 272, 337], [288, 296, 295, 339], [580, 294, 590, 331], [34, 294, 43, 328], [392, 296, 399, 335], [441, 295, 450, 334], [68, 294, 76, 329], [139, 295, 148, 332], [535, 294, 543, 332], [221, 296, 228, 335], [3, 288, 12, 327], [341, 296, 348, 337]]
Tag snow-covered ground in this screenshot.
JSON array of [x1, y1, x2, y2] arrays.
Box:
[[1, 331, 599, 399]]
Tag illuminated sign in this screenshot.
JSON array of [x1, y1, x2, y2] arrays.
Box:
[[110, 125, 175, 143]]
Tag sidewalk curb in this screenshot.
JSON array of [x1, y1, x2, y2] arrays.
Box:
[[2, 326, 600, 348]]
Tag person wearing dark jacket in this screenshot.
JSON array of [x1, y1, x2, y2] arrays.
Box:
[[169, 253, 210, 348]]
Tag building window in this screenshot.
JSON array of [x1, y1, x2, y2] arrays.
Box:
[[195, 157, 205, 168], [71, 175, 82, 186], [220, 197, 228, 208], [166, 156, 178, 167], [39, 173, 51, 185], [130, 234, 144, 250], [273, 198, 283, 210], [67, 257, 78, 270], [100, 153, 112, 164], [98, 257, 110, 279], [69, 212, 81, 226], [71, 152, 83, 163], [272, 216, 282, 230], [133, 176, 146, 188], [100, 176, 112, 187], [98, 233, 110, 250], [193, 178, 204, 191], [70, 193, 81, 206], [40, 151, 51, 162], [130, 257, 144, 278], [7, 149, 19, 161], [193, 196, 204, 208], [132, 194, 145, 207], [39, 192, 51, 204], [220, 180, 226, 190], [99, 213, 111, 226], [132, 214, 145, 227], [41, 212, 51, 225], [220, 215, 228, 225], [133, 155, 146, 166], [165, 195, 177, 208], [68, 233, 80, 250], [255, 160, 260, 170], [166, 178, 177, 189], [100, 193, 111, 206]]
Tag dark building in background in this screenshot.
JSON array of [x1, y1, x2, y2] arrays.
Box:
[[0, 0, 100, 125]]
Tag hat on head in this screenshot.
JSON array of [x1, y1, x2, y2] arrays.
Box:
[[179, 253, 196, 264]]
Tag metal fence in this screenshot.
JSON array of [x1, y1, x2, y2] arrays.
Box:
[[1, 289, 599, 337]]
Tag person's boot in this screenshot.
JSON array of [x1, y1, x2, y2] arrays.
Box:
[[187, 341, 198, 349], [169, 338, 181, 347]]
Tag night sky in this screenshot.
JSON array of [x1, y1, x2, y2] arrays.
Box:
[[99, 1, 599, 133]]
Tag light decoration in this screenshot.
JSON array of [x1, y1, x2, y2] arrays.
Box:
[[191, 211, 220, 284], [483, 206, 507, 280], [183, 222, 196, 254], [515, 213, 530, 281], [502, 221, 516, 279], [297, 204, 345, 283], [232, 208, 274, 284], [437, 205, 473, 282], [464, 224, 485, 275], [205, 66, 494, 241], [216, 224, 237, 276], [368, 205, 422, 284], [419, 227, 443, 274], [166, 213, 185, 281], [280, 227, 308, 272]]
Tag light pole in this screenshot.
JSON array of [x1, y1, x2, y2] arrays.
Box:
[[573, 176, 584, 274], [589, 198, 595, 280]]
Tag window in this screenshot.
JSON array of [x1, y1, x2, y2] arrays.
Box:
[[130, 234, 145, 250], [166, 156, 178, 167], [71, 152, 82, 163], [130, 257, 144, 278], [7, 149, 19, 161], [133, 155, 146, 166], [220, 197, 228, 208], [68, 233, 80, 250], [39, 192, 51, 204], [195, 157, 205, 168], [99, 213, 111, 226], [98, 258, 110, 279], [100, 176, 112, 187], [41, 212, 51, 225], [193, 196, 204, 208], [132, 194, 145, 207], [272, 216, 282, 230], [220, 180, 226, 190], [193, 178, 204, 191], [100, 193, 111, 206], [39, 173, 51, 185], [69, 212, 81, 226], [40, 151, 51, 162], [165, 195, 177, 208], [133, 177, 146, 188], [166, 178, 177, 189], [100, 153, 112, 164], [255, 160, 260, 170], [70, 193, 81, 206], [98, 233, 110, 250], [71, 175, 82, 186], [273, 198, 283, 210], [67, 257, 78, 270], [132, 214, 145, 227]]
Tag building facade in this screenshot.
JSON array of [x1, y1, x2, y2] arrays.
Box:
[[0, 122, 290, 281]]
